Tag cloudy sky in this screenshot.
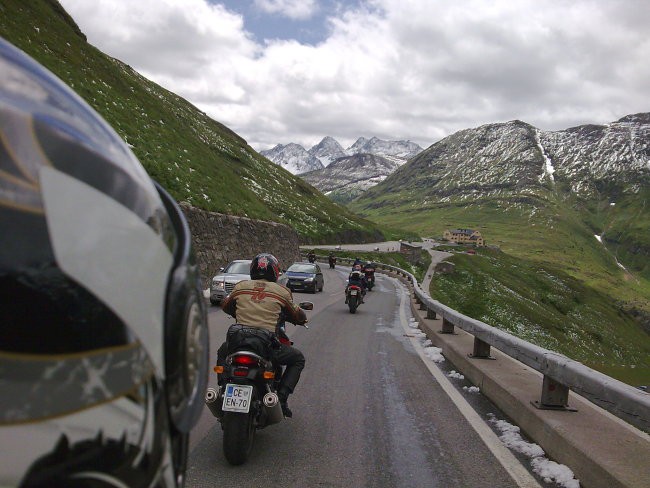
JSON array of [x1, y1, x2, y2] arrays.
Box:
[[59, 0, 649, 151]]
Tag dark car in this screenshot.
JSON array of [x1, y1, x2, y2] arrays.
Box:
[[284, 262, 324, 293]]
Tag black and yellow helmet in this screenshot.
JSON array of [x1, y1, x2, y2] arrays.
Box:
[[0, 37, 208, 487]]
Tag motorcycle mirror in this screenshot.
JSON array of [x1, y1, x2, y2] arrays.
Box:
[[299, 301, 314, 311]]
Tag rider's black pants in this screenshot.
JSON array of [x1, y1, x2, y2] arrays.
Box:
[[217, 341, 305, 394]]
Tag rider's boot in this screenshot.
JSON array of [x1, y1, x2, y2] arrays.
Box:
[[278, 387, 292, 418]]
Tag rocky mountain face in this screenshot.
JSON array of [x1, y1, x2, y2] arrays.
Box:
[[260, 136, 423, 175], [346, 136, 423, 163], [538, 114, 650, 196], [371, 114, 650, 201], [259, 143, 324, 174], [353, 113, 650, 283], [301, 154, 402, 203], [308, 136, 347, 167]]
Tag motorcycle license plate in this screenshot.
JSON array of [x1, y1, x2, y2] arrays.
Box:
[[350, 290, 358, 295], [222, 384, 253, 413]]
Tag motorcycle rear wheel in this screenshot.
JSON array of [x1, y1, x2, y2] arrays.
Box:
[[222, 411, 255, 465], [348, 297, 357, 314]]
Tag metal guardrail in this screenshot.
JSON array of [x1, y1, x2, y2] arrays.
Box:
[[308, 252, 650, 432]]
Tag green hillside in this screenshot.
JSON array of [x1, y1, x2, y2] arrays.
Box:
[[0, 0, 384, 243], [348, 138, 650, 384], [430, 247, 650, 385]]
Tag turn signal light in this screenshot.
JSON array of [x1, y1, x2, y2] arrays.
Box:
[[263, 371, 275, 379], [214, 366, 224, 373]]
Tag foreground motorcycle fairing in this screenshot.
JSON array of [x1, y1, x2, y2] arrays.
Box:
[[206, 303, 312, 465]]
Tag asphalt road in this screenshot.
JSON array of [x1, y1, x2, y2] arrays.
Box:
[[186, 265, 537, 488]]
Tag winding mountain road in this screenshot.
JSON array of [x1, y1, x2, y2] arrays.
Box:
[[185, 265, 542, 488]]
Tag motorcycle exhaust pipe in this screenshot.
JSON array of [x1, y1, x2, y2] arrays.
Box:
[[263, 391, 278, 407], [263, 392, 284, 425], [205, 387, 222, 418]]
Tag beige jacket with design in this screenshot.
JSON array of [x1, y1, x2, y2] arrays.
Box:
[[221, 279, 307, 333]]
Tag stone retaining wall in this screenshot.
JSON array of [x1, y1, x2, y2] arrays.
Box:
[[180, 203, 301, 288]]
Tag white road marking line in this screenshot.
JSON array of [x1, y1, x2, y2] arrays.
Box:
[[394, 280, 543, 488]]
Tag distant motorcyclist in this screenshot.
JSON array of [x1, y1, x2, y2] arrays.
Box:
[[307, 250, 316, 263], [363, 261, 376, 289], [346, 265, 368, 303], [328, 252, 337, 269], [352, 257, 366, 271], [218, 253, 307, 418]]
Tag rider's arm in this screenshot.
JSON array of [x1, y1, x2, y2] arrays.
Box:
[[221, 292, 237, 318], [275, 283, 307, 325], [282, 302, 307, 325]]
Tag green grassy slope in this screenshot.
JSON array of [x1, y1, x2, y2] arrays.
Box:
[[350, 183, 650, 385], [0, 0, 384, 242], [350, 186, 650, 315], [430, 247, 650, 385]]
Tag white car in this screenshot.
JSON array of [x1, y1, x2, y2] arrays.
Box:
[[210, 259, 251, 305]]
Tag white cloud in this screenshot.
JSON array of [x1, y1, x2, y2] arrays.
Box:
[[59, 0, 649, 151], [254, 0, 319, 20]]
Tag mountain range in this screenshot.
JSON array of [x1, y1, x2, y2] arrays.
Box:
[[366, 114, 649, 200], [3, 0, 648, 384], [301, 153, 403, 203], [353, 114, 649, 219], [350, 113, 650, 324], [260, 136, 423, 175], [352, 114, 649, 266]]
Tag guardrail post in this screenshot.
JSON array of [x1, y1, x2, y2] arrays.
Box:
[[441, 317, 454, 334], [532, 376, 577, 412], [419, 300, 427, 311], [426, 307, 436, 319], [469, 337, 494, 359]]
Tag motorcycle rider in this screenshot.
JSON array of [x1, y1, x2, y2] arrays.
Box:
[[363, 261, 376, 287], [328, 252, 337, 268], [346, 264, 368, 303], [0, 38, 209, 487], [218, 253, 307, 418], [307, 250, 316, 263]]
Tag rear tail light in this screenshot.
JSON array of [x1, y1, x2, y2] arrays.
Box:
[[232, 355, 257, 366]]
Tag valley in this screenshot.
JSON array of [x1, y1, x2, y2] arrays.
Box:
[[1, 0, 647, 386]]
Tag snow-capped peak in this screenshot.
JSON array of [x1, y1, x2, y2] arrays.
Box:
[[260, 143, 323, 174]]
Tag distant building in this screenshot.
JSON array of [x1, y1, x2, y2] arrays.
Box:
[[443, 228, 485, 247]]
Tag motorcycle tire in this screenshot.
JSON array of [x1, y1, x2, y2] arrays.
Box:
[[222, 411, 255, 465], [348, 297, 357, 314]]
